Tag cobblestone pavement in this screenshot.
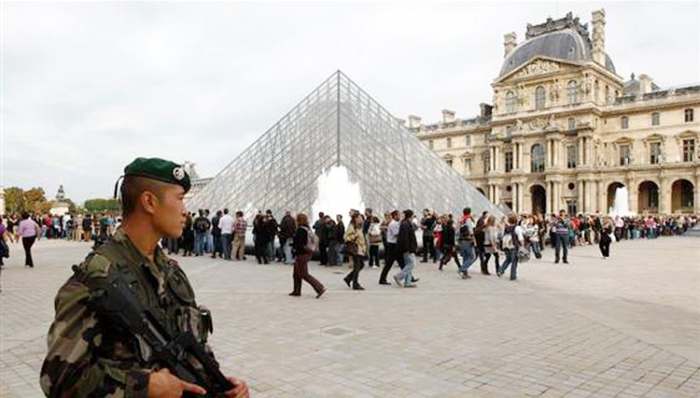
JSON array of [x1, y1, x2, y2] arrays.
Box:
[[1, 236, 699, 397]]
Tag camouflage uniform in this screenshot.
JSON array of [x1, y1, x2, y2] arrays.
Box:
[[40, 228, 213, 397]]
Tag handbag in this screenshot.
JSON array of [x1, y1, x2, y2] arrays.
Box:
[[345, 241, 358, 256]]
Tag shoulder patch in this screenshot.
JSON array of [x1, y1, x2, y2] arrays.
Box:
[[82, 253, 113, 278]]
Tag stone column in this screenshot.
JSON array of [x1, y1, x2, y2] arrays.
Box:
[[659, 177, 671, 215], [627, 178, 638, 214], [695, 175, 700, 214], [578, 138, 584, 168], [577, 180, 585, 214], [493, 184, 500, 205]]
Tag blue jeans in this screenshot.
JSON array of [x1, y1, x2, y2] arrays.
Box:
[[458, 241, 476, 273], [499, 248, 519, 280], [397, 253, 416, 285], [205, 232, 213, 253], [554, 234, 569, 262], [194, 232, 207, 255], [529, 241, 541, 258], [283, 238, 293, 264]]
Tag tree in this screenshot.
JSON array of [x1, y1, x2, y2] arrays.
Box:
[[24, 188, 50, 214], [4, 187, 25, 214], [84, 198, 120, 213]]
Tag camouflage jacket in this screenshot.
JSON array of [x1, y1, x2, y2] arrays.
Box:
[[40, 228, 213, 397]]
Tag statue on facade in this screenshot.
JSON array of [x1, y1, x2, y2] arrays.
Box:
[[56, 185, 66, 201]]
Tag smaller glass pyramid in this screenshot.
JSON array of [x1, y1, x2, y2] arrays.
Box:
[[187, 71, 502, 220]]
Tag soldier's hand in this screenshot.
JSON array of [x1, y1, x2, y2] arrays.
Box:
[[224, 376, 249, 398], [148, 368, 207, 397]]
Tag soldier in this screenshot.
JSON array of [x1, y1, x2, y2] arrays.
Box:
[[40, 157, 249, 398]]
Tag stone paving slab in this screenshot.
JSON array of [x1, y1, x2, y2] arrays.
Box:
[[1, 237, 698, 397]]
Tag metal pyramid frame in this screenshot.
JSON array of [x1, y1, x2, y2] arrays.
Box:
[[187, 71, 502, 220]]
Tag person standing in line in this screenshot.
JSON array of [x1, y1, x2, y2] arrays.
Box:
[[232, 211, 248, 261], [82, 214, 93, 242], [420, 209, 436, 263], [481, 215, 500, 275], [192, 210, 210, 257], [289, 213, 326, 298], [335, 214, 345, 265], [326, 217, 339, 266], [313, 212, 327, 265], [497, 214, 525, 280], [181, 212, 195, 256], [394, 209, 418, 288], [252, 214, 268, 264], [457, 208, 477, 279], [553, 210, 571, 264], [343, 213, 366, 290], [378, 210, 401, 285], [279, 211, 296, 265], [367, 216, 382, 268], [218, 209, 235, 260], [438, 218, 460, 271], [599, 217, 613, 259], [210, 210, 223, 259], [18, 212, 41, 267]]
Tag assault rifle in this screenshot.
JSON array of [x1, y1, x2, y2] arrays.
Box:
[[85, 268, 234, 397]]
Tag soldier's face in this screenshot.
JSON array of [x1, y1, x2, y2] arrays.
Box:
[[153, 185, 187, 239]]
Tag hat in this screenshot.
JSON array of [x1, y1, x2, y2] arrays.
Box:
[[115, 157, 191, 198]]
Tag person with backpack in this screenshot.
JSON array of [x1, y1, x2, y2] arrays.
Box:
[[367, 216, 382, 268], [497, 214, 525, 280], [289, 213, 326, 298], [193, 209, 211, 256], [457, 207, 477, 279]]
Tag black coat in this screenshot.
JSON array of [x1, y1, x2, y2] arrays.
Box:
[[397, 220, 418, 254], [293, 226, 309, 255]]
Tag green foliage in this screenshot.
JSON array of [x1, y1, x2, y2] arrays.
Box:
[[83, 198, 120, 213], [3, 186, 51, 214]]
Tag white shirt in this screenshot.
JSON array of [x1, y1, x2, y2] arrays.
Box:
[[218, 214, 235, 234], [387, 220, 400, 244]]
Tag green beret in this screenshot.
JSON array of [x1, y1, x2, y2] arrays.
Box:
[[123, 157, 191, 193]]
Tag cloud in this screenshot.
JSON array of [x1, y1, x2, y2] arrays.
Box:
[[2, 1, 698, 203]]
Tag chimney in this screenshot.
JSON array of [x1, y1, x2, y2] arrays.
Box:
[[591, 9, 606, 66], [639, 74, 653, 94], [408, 115, 422, 129], [504, 32, 517, 57], [442, 109, 456, 124], [479, 103, 493, 119]]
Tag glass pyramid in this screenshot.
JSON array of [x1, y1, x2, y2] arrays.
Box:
[[187, 71, 502, 220]]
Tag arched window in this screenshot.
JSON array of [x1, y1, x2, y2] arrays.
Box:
[[531, 144, 545, 173], [506, 91, 516, 113], [535, 86, 546, 110], [567, 80, 578, 104]]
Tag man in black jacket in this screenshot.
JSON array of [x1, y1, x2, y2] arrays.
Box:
[[279, 212, 296, 264], [393, 209, 418, 288], [211, 210, 223, 259]]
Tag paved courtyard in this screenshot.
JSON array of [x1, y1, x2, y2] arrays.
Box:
[[1, 236, 699, 397]]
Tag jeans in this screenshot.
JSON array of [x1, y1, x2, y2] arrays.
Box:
[[554, 234, 569, 262], [499, 248, 519, 280], [397, 253, 416, 285], [206, 232, 213, 253], [336, 243, 344, 264], [283, 238, 294, 264], [194, 232, 207, 255], [529, 241, 541, 258], [458, 241, 476, 273], [222, 233, 233, 259]]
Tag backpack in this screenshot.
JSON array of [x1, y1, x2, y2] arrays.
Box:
[[500, 226, 519, 250], [301, 226, 317, 253], [459, 220, 473, 241]]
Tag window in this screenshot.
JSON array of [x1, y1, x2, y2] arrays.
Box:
[[506, 91, 516, 113], [446, 137, 452, 148], [463, 158, 472, 174], [429, 140, 434, 150], [621, 116, 629, 129], [566, 200, 577, 217], [650, 142, 661, 164], [567, 80, 578, 104], [568, 118, 576, 131], [531, 144, 545, 173], [465, 135, 471, 146], [605, 85, 610, 104], [567, 145, 577, 169], [535, 86, 546, 110], [446, 158, 453, 167], [683, 139, 695, 162], [619, 144, 631, 166], [594, 80, 599, 102], [685, 108, 694, 122], [505, 151, 513, 173], [651, 112, 660, 126]]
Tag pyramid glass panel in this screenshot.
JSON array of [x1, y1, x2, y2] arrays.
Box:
[[187, 71, 502, 220]]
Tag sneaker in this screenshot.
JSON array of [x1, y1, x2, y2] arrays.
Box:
[[461, 272, 471, 279], [393, 274, 403, 287]]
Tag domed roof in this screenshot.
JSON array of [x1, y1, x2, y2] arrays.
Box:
[[499, 28, 616, 78]]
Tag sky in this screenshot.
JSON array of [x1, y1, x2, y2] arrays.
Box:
[[2, 1, 699, 203]]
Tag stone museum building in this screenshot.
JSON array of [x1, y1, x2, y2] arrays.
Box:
[[411, 10, 700, 216]]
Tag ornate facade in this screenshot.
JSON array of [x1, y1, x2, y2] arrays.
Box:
[[412, 10, 700, 215]]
